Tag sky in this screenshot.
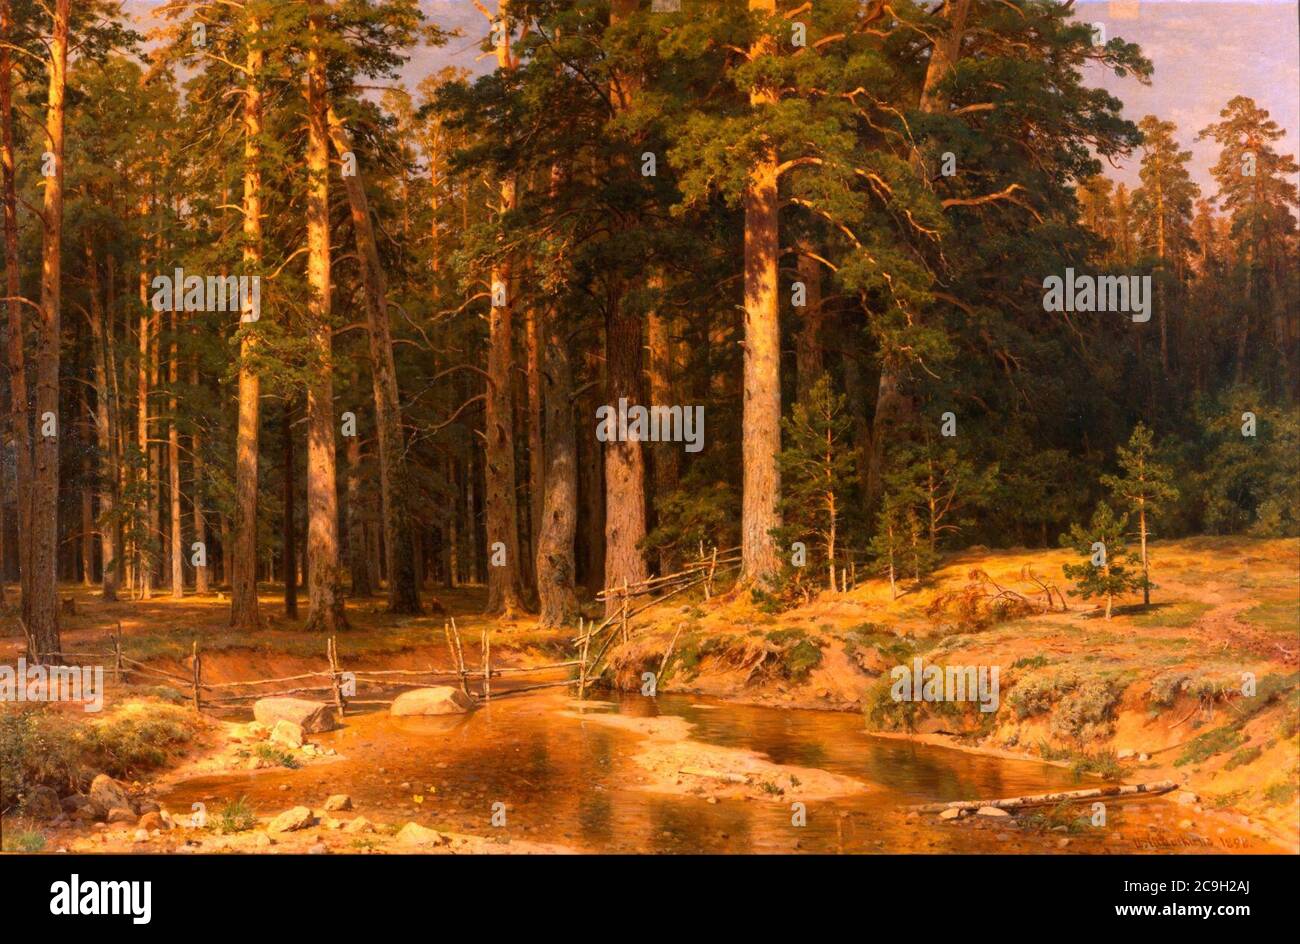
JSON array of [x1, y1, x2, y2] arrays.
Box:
[[123, 1, 1300, 197]]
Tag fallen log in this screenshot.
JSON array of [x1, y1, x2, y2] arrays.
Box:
[[679, 766, 749, 784], [906, 779, 1177, 814]]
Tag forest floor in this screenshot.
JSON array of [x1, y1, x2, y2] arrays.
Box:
[[1, 535, 1296, 853]]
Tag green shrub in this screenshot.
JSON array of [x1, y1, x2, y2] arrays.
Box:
[[253, 743, 300, 769], [1, 828, 46, 852], [214, 796, 257, 834], [1050, 678, 1125, 742]]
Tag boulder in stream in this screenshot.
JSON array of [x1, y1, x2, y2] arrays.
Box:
[[88, 774, 134, 818], [253, 697, 340, 733], [390, 687, 475, 717]]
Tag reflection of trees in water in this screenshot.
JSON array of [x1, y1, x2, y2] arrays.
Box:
[[577, 789, 614, 846], [647, 798, 756, 853]]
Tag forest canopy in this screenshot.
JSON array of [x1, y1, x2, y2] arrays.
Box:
[[0, 0, 1296, 658]]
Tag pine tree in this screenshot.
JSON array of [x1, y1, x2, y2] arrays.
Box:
[[1061, 503, 1143, 620], [778, 375, 854, 591], [1101, 422, 1178, 606]]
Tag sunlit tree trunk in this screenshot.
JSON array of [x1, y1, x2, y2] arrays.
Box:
[[28, 0, 70, 659], [303, 0, 346, 632], [326, 110, 421, 614], [482, 1, 525, 617], [190, 351, 208, 595], [168, 307, 183, 598], [230, 9, 265, 630], [646, 276, 679, 576], [740, 0, 782, 585]]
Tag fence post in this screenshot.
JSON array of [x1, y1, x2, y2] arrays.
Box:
[[481, 628, 491, 702], [113, 624, 123, 683], [329, 636, 345, 717], [578, 617, 590, 700], [450, 617, 469, 696]]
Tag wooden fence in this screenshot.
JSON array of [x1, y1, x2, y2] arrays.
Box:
[[16, 545, 741, 714]]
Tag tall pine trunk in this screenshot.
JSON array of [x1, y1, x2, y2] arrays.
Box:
[[28, 0, 70, 659], [482, 3, 525, 617], [86, 245, 119, 599], [282, 400, 298, 617], [326, 110, 421, 614], [303, 1, 346, 633], [646, 276, 679, 575], [168, 307, 183, 597], [740, 0, 782, 585], [536, 303, 579, 627], [230, 10, 264, 630], [2, 0, 33, 620]]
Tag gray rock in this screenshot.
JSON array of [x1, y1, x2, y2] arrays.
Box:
[[938, 808, 962, 820], [390, 686, 475, 717], [267, 806, 315, 833], [323, 794, 352, 812], [88, 774, 133, 818], [106, 807, 137, 824], [976, 806, 1011, 818], [270, 719, 305, 749], [253, 697, 340, 734], [23, 785, 60, 820], [395, 822, 447, 847]]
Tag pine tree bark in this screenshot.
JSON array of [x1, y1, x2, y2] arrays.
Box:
[[482, 2, 526, 617], [230, 9, 264, 631], [740, 0, 782, 585], [168, 307, 183, 597], [646, 276, 679, 575], [85, 245, 119, 599], [28, 0, 70, 659], [601, 0, 650, 606], [536, 305, 579, 627], [189, 350, 208, 594], [525, 300, 544, 582], [282, 399, 298, 617], [326, 110, 421, 614], [345, 434, 372, 597], [2, 0, 32, 620], [303, 1, 346, 633]]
